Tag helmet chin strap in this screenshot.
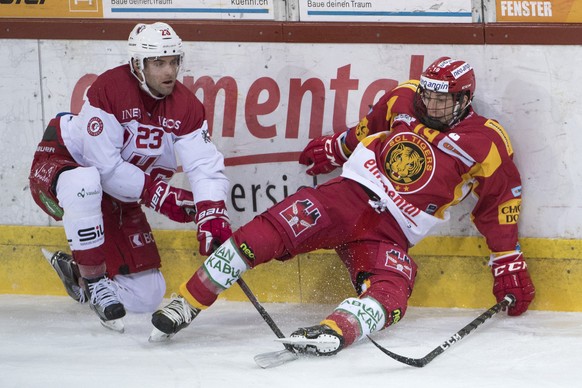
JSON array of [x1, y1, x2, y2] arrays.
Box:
[[129, 59, 166, 100], [446, 97, 472, 128], [132, 69, 165, 100], [140, 81, 165, 100]]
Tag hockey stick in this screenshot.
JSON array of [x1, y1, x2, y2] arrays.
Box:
[[367, 294, 515, 368], [185, 207, 287, 340], [236, 277, 287, 339]]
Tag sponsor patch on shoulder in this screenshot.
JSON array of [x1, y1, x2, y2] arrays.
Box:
[[393, 114, 415, 126], [484, 119, 513, 156], [498, 198, 521, 225], [87, 117, 104, 137]]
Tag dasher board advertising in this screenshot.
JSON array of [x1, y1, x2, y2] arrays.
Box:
[[298, 0, 473, 22], [0, 0, 274, 20], [104, 0, 275, 20], [496, 0, 582, 22], [0, 0, 101, 18]]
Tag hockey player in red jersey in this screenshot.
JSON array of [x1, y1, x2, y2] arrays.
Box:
[[149, 57, 535, 356], [29, 22, 231, 332]]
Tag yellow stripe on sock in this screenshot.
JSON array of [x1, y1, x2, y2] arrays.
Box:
[[179, 282, 209, 310], [320, 319, 343, 336]]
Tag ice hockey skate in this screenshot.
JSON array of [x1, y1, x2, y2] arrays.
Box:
[[83, 276, 126, 333], [41, 248, 87, 303], [276, 324, 344, 356], [149, 295, 200, 342]]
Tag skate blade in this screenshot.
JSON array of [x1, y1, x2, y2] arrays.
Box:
[[275, 335, 339, 347], [100, 318, 124, 333], [275, 335, 340, 353], [254, 349, 299, 369], [41, 248, 55, 263], [148, 327, 174, 343]]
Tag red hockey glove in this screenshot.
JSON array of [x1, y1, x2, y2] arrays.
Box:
[[299, 131, 348, 176], [490, 251, 535, 316], [195, 200, 232, 256], [141, 176, 195, 223]]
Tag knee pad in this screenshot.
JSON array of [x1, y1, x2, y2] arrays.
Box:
[[362, 273, 411, 327], [56, 167, 104, 251], [233, 216, 287, 266], [56, 167, 102, 216]]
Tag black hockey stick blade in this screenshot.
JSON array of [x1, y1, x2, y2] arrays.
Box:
[[368, 294, 515, 368], [367, 336, 430, 367]]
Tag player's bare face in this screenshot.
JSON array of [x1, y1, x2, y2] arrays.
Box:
[[143, 56, 180, 97], [420, 90, 457, 126]]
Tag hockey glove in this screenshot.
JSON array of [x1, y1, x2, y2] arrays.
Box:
[[195, 200, 232, 256], [141, 176, 195, 223], [299, 131, 348, 176], [490, 251, 535, 316]]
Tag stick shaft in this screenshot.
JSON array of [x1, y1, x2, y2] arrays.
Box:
[[186, 208, 287, 340], [369, 295, 515, 367], [237, 277, 286, 339]]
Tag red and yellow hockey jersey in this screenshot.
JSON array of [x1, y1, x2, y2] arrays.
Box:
[[341, 80, 522, 252]]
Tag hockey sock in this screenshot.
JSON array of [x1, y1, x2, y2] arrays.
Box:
[[324, 296, 387, 347], [181, 237, 249, 308]]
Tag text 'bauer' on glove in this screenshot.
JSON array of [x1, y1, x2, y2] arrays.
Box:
[[140, 175, 195, 223], [194, 200, 232, 256]]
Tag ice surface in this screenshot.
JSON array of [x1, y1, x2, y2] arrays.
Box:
[[0, 295, 580, 388]]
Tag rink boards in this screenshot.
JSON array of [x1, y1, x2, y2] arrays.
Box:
[[1, 225, 580, 312]]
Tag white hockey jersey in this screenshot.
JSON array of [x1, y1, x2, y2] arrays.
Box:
[[59, 64, 229, 204]]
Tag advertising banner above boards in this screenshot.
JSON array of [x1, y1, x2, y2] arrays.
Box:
[[298, 0, 473, 22], [0, 0, 275, 20], [104, 0, 275, 20], [496, 0, 582, 22], [1, 1, 581, 23], [0, 0, 100, 17]]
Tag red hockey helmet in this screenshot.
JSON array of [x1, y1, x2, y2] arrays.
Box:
[[420, 57, 476, 97], [413, 57, 476, 131]]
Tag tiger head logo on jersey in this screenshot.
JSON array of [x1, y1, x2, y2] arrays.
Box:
[[382, 133, 435, 193], [388, 143, 424, 183]]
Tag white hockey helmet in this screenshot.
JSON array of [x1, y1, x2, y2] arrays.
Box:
[[127, 22, 183, 93]]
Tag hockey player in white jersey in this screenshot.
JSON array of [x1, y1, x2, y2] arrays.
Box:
[[29, 22, 231, 332]]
